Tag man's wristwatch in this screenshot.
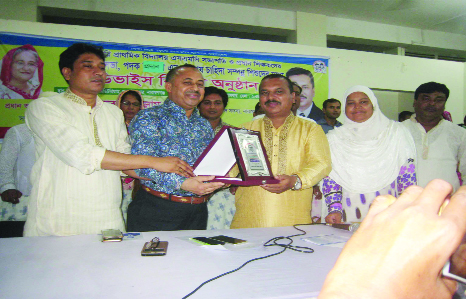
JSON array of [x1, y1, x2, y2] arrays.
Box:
[[291, 175, 302, 191]]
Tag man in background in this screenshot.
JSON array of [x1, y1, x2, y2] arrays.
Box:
[[317, 98, 342, 134], [403, 82, 466, 191], [198, 86, 230, 134], [286, 67, 324, 121], [399, 110, 414, 122], [313, 98, 343, 222]]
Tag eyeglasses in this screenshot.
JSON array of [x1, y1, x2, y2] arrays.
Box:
[[121, 100, 141, 107]]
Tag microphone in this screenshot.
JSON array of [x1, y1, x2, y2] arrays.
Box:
[[326, 223, 360, 232]]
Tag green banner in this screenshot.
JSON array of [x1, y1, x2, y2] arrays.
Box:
[[0, 32, 330, 136]]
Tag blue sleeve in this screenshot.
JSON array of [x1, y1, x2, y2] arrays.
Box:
[[129, 111, 186, 191]]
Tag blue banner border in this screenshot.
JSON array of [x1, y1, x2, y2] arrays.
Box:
[[0, 32, 329, 66]]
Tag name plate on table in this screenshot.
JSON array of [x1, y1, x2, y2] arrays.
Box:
[[193, 126, 279, 186]]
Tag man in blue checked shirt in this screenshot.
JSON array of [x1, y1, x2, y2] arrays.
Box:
[[127, 64, 225, 232]]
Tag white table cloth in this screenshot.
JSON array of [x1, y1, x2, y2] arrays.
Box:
[[0, 225, 352, 298]]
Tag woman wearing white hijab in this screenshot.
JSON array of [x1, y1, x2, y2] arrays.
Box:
[[323, 86, 417, 223]]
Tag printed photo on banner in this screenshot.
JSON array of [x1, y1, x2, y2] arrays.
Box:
[[0, 44, 43, 100]]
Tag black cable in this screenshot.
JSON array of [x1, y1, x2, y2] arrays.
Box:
[[181, 223, 324, 298], [181, 245, 286, 299]]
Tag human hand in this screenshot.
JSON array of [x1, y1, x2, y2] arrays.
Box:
[[229, 186, 238, 195], [153, 157, 194, 177], [261, 175, 296, 194], [1, 189, 22, 204], [325, 212, 342, 224], [181, 176, 225, 196], [319, 180, 466, 299], [313, 186, 322, 199]]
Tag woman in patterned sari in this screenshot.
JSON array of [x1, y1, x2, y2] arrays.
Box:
[[115, 90, 144, 223]]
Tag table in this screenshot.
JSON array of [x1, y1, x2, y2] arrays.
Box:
[[0, 225, 352, 298]]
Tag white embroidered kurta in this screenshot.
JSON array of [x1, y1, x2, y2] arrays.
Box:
[[24, 90, 131, 236], [403, 115, 466, 191]]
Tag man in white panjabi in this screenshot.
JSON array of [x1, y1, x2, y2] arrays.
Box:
[[24, 43, 193, 236], [403, 82, 466, 192]]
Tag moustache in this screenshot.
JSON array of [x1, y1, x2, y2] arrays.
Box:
[[186, 91, 200, 95], [265, 100, 280, 105]]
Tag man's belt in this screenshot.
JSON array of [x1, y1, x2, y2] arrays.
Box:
[[143, 186, 210, 205]]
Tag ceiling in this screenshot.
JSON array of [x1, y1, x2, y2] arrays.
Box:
[[205, 0, 466, 36]]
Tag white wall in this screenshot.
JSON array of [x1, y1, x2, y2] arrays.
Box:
[[372, 90, 399, 121], [1, 19, 464, 123], [327, 17, 466, 54], [398, 92, 415, 114], [3, 0, 466, 54]]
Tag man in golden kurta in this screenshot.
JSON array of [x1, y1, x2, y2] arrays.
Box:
[[230, 74, 331, 228]]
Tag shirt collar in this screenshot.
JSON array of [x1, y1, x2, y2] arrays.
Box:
[[316, 118, 342, 126], [316, 118, 328, 125], [297, 102, 313, 117], [264, 112, 295, 132], [164, 98, 201, 119], [64, 88, 103, 109], [215, 119, 227, 129], [411, 113, 444, 128]]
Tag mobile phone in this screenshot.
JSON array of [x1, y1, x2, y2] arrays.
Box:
[[101, 229, 123, 242], [141, 241, 169, 256], [210, 235, 246, 244], [191, 237, 225, 245]]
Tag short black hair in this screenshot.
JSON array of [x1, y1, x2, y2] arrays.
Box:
[[165, 64, 198, 83], [122, 90, 142, 104], [59, 43, 105, 80], [200, 86, 228, 107], [285, 67, 315, 88], [259, 74, 294, 94], [323, 98, 341, 109], [291, 82, 302, 94], [398, 111, 414, 122], [414, 82, 450, 100]]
